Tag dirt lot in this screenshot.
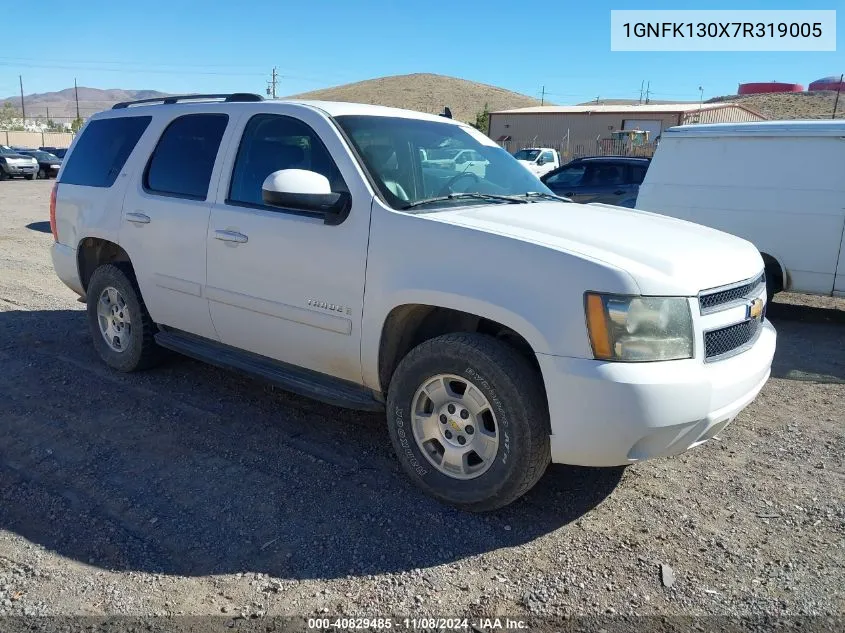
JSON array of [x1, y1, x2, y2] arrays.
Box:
[[0, 180, 843, 624]]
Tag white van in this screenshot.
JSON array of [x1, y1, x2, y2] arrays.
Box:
[[636, 121, 845, 299]]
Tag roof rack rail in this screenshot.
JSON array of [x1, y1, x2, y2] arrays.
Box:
[[112, 93, 264, 109]]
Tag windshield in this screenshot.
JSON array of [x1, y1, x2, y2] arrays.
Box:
[[32, 151, 59, 161], [513, 149, 541, 161], [335, 115, 555, 211]]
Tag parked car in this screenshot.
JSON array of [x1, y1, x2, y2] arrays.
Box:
[[512, 147, 560, 176], [636, 120, 845, 300], [541, 156, 651, 207], [0, 145, 38, 180], [18, 149, 62, 179], [40, 146, 68, 159], [421, 148, 489, 177], [50, 93, 775, 511]]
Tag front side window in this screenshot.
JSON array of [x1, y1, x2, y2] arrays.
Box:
[[540, 151, 555, 163], [335, 115, 556, 211], [228, 113, 346, 208], [513, 149, 541, 162], [545, 165, 586, 187], [145, 113, 228, 199], [60, 116, 151, 188]]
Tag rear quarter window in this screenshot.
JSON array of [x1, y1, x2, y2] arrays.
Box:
[[60, 116, 152, 188]]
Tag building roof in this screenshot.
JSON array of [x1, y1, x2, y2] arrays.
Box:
[[491, 102, 746, 115], [666, 120, 845, 137]]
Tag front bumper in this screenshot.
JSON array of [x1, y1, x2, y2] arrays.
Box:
[[537, 320, 776, 466], [2, 163, 37, 175], [50, 242, 84, 297]]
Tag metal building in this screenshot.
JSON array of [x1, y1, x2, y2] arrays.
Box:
[[488, 103, 766, 158]]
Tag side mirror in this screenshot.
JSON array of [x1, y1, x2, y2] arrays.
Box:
[[536, 157, 545, 166], [262, 169, 350, 226]]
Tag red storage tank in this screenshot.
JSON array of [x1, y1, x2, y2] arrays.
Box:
[[809, 76, 845, 91], [738, 82, 804, 95]]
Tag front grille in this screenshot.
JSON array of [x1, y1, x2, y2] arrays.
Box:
[[705, 318, 761, 360], [699, 273, 765, 313]]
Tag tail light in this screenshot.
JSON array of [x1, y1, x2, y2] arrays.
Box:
[[49, 182, 58, 241]]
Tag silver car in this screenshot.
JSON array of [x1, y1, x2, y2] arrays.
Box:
[[0, 146, 39, 180]]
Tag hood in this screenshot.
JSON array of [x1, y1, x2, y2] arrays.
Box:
[[430, 201, 764, 295], [1, 152, 35, 161]]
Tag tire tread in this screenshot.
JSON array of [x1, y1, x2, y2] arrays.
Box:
[[388, 332, 550, 512], [87, 263, 163, 371]]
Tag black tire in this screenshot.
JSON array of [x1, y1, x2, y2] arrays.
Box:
[[38, 168, 46, 179], [386, 333, 550, 512], [764, 264, 780, 303], [86, 263, 163, 372], [25, 173, 36, 180], [0, 170, 8, 181]]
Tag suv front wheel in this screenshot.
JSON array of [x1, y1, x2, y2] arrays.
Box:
[[86, 264, 163, 372], [386, 333, 550, 512]]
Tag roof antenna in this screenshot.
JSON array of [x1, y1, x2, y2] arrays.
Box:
[[439, 106, 452, 119]]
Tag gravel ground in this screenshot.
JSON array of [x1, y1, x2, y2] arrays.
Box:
[[0, 180, 843, 625]]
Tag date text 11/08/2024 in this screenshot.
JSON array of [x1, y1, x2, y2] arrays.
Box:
[[307, 617, 528, 630]]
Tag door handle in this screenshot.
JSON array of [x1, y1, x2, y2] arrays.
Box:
[[126, 212, 150, 224], [613, 190, 625, 195], [564, 192, 574, 197], [214, 230, 248, 244]]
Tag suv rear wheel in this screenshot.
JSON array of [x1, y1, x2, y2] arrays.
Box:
[[86, 264, 163, 372], [386, 333, 550, 512]]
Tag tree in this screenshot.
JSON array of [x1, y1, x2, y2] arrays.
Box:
[[71, 117, 84, 133], [0, 102, 25, 131], [470, 103, 490, 134]]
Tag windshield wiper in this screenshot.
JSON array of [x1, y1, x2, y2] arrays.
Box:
[[521, 191, 572, 202], [401, 192, 527, 210]]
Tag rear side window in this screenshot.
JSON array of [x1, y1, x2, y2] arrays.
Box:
[[60, 116, 151, 188], [144, 113, 228, 200], [629, 164, 648, 184]]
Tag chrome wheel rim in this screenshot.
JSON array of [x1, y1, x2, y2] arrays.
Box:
[[97, 286, 132, 352], [411, 373, 500, 480]]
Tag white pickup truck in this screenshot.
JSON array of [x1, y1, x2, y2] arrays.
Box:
[[513, 147, 561, 176], [50, 94, 776, 511]]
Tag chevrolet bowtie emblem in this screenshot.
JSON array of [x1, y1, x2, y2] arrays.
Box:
[[748, 298, 764, 320]]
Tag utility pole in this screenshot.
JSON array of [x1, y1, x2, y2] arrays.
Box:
[[644, 81, 651, 104], [832, 73, 843, 119], [267, 67, 278, 99], [19, 75, 26, 126], [540, 85, 545, 106], [639, 80, 644, 104], [74, 78, 80, 121]]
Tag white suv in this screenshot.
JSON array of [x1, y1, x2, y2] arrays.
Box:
[[50, 93, 776, 511]]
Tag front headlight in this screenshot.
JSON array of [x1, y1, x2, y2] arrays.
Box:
[[585, 293, 693, 361]]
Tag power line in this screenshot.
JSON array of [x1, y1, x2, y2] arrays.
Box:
[[0, 61, 265, 77], [0, 55, 270, 69]]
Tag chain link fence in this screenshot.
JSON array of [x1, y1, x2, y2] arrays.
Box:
[[500, 136, 657, 161]]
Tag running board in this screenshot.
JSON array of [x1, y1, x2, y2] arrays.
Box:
[[154, 330, 383, 412]]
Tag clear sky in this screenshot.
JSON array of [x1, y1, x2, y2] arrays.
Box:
[[1, 0, 842, 112]]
